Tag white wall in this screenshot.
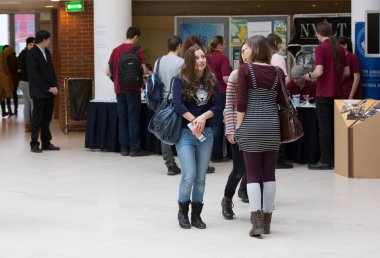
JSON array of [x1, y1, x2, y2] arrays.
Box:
[[94, 0, 132, 99], [351, 0, 380, 46]]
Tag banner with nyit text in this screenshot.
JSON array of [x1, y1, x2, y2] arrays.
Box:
[[355, 22, 380, 100]]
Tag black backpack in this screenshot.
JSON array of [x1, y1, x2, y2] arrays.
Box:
[[118, 47, 143, 90]]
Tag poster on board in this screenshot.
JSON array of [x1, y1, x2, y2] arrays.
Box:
[[180, 23, 224, 49], [274, 20, 288, 57], [355, 22, 380, 99], [295, 46, 316, 72], [233, 47, 240, 69], [230, 19, 247, 47], [247, 21, 272, 38]]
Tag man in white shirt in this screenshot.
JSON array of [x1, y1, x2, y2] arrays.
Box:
[[153, 35, 184, 175]]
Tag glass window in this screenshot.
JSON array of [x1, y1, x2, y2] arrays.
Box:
[[0, 14, 10, 49], [14, 14, 36, 55]]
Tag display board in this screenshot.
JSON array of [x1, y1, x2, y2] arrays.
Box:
[[175, 16, 230, 56], [355, 22, 380, 99], [288, 15, 351, 72], [175, 15, 289, 70]]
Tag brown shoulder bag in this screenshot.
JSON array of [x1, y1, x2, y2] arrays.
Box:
[[277, 70, 304, 143]]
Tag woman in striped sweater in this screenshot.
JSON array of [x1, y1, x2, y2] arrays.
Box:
[[221, 43, 251, 219]]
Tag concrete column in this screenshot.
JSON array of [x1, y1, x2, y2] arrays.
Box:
[[351, 0, 380, 47], [94, 0, 132, 98]]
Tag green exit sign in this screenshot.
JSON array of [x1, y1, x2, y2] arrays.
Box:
[[65, 1, 84, 12]]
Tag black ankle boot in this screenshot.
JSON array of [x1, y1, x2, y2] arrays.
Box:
[[221, 197, 234, 220], [178, 201, 191, 229], [191, 202, 206, 229]]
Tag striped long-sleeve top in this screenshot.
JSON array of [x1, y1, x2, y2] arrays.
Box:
[[224, 69, 239, 135]]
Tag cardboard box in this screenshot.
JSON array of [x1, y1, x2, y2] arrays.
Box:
[[334, 100, 380, 178]]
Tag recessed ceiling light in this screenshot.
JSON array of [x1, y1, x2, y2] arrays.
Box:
[[51, 0, 60, 2], [312, 4, 317, 8], [257, 5, 261, 8], [45, 5, 54, 8]]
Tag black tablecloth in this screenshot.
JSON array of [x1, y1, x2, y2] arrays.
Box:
[[286, 106, 320, 164], [85, 101, 162, 153]]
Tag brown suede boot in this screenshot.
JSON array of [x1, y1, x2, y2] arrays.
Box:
[[262, 212, 272, 234], [249, 210, 264, 237]]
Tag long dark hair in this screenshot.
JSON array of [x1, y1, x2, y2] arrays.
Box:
[[180, 45, 216, 101], [266, 33, 282, 52], [206, 35, 224, 55], [316, 21, 340, 71], [337, 36, 353, 53]]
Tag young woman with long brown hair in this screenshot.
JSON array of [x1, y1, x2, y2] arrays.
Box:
[[234, 35, 286, 237], [173, 45, 219, 229]]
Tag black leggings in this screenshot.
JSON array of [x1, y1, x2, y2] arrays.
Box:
[[224, 143, 246, 198]]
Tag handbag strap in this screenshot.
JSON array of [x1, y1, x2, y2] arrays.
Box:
[[276, 67, 294, 111], [165, 77, 176, 100]]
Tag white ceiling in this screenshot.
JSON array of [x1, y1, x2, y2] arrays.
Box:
[[0, 0, 59, 11]]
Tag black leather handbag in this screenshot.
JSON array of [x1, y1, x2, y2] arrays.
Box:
[[148, 77, 182, 145]]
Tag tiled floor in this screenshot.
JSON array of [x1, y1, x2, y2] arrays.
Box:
[[1, 113, 380, 258]]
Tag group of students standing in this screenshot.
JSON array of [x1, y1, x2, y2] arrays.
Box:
[[107, 20, 362, 237]]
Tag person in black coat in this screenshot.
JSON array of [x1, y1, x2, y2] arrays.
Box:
[[27, 30, 60, 153]]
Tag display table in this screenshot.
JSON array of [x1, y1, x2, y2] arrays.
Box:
[[334, 99, 380, 178], [85, 99, 162, 153], [287, 103, 320, 164]]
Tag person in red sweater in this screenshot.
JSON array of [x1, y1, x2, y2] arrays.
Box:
[[287, 65, 316, 103], [337, 36, 363, 99]]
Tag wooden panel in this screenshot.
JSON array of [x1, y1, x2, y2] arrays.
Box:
[[132, 1, 350, 16]]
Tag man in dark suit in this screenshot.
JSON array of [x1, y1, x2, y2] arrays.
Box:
[[27, 30, 59, 153]]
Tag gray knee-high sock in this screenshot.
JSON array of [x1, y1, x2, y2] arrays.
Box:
[[263, 181, 276, 213], [247, 183, 261, 212]]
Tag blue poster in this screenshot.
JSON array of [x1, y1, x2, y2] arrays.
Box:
[[355, 22, 380, 100], [180, 23, 224, 49]]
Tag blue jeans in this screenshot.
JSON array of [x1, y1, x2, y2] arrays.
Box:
[[176, 127, 213, 203], [116, 93, 141, 152], [211, 92, 226, 160]]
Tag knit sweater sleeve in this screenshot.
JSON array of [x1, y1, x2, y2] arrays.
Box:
[[225, 69, 238, 135]]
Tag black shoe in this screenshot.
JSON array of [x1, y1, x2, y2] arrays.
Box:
[[42, 144, 60, 151], [191, 202, 206, 229], [31, 145, 42, 153], [2, 112, 8, 117], [178, 201, 191, 229], [308, 161, 333, 170], [206, 166, 215, 174], [276, 162, 294, 169], [238, 189, 249, 203], [167, 163, 181, 175], [130, 150, 151, 157], [120, 151, 129, 156], [221, 197, 235, 220]]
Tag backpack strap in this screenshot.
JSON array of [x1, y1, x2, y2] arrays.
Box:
[[154, 56, 163, 75]]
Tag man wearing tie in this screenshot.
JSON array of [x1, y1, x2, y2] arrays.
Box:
[[27, 30, 59, 153]]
